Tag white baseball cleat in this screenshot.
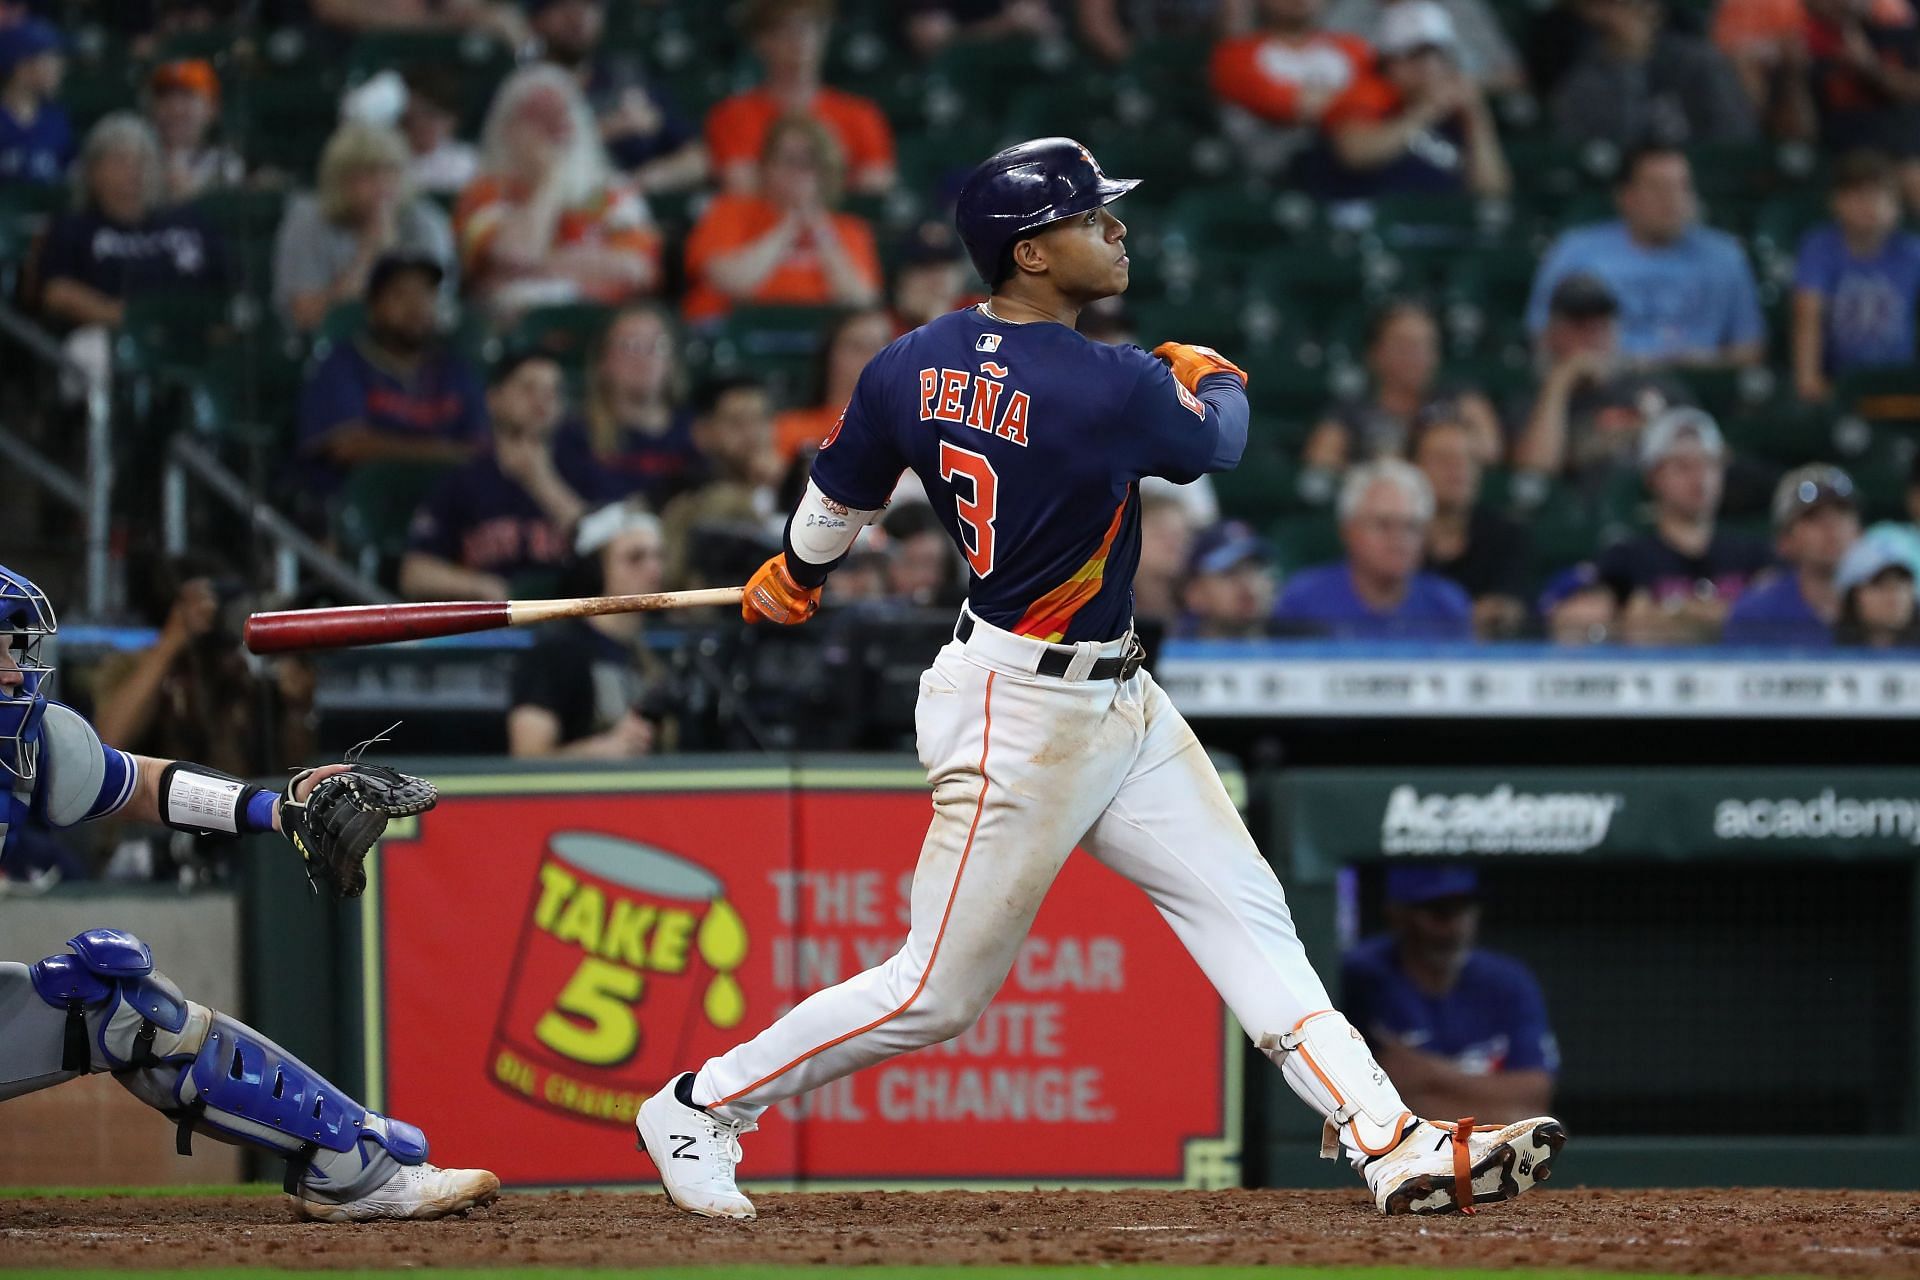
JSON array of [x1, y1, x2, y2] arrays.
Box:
[[636, 1072, 758, 1220], [290, 1161, 501, 1222], [1363, 1115, 1567, 1215]]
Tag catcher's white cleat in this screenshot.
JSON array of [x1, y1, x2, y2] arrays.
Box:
[[1363, 1115, 1567, 1215], [636, 1072, 758, 1220], [290, 1161, 501, 1223]]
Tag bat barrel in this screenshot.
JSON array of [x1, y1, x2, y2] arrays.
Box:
[[244, 601, 512, 654]]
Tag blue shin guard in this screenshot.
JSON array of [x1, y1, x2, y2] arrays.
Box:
[[28, 929, 427, 1199]]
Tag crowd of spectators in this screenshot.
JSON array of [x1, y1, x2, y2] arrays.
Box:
[[1, 0, 1917, 676]]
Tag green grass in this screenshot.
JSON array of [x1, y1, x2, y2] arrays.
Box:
[[0, 1270, 1826, 1279]]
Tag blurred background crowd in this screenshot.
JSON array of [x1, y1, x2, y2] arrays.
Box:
[[1, 0, 1919, 881]]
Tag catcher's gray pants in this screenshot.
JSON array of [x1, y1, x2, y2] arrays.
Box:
[[1, 933, 420, 1202]]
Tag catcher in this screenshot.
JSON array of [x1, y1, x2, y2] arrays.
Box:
[[0, 563, 498, 1222]]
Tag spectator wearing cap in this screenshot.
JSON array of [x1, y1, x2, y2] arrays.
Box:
[[508, 500, 678, 758], [0, 18, 70, 187], [905, 0, 1062, 59], [1303, 299, 1503, 501], [1722, 464, 1862, 645], [890, 220, 976, 334], [1512, 273, 1693, 492], [456, 64, 663, 321], [1527, 145, 1766, 367], [529, 0, 706, 192], [145, 59, 242, 203], [682, 114, 882, 325], [399, 67, 481, 197], [1178, 520, 1282, 639], [1539, 561, 1618, 643], [1275, 460, 1475, 638], [1307, 0, 1513, 202], [1792, 150, 1920, 402], [1834, 533, 1920, 646], [1552, 0, 1756, 147], [1209, 0, 1379, 176], [1592, 408, 1774, 643], [1136, 490, 1200, 629], [33, 113, 231, 341], [775, 307, 893, 461], [582, 303, 701, 508], [1413, 410, 1531, 637], [704, 0, 896, 196], [274, 120, 456, 335], [1322, 0, 1525, 91], [400, 350, 603, 602], [296, 253, 488, 503], [1341, 866, 1558, 1124]]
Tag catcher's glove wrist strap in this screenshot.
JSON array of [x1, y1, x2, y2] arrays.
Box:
[[158, 762, 275, 835]]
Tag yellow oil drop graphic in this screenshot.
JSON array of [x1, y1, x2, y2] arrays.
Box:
[[697, 898, 748, 972], [704, 974, 745, 1028]]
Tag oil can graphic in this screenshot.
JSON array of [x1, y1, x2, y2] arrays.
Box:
[[489, 832, 748, 1124]]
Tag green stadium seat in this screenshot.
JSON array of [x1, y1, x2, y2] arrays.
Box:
[[1838, 366, 1920, 428], [335, 460, 454, 571], [1724, 402, 1838, 468], [1211, 437, 1297, 525], [1749, 191, 1829, 263], [1672, 366, 1777, 423], [1006, 75, 1126, 141], [115, 295, 239, 379], [1268, 512, 1342, 573], [152, 24, 243, 63], [181, 339, 305, 452], [693, 305, 844, 404], [508, 303, 617, 371], [925, 38, 1083, 107]]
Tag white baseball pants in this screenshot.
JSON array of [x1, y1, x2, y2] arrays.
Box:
[[694, 609, 1368, 1133]]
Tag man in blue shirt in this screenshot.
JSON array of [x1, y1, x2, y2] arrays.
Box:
[[1792, 150, 1920, 399], [1275, 459, 1474, 639], [296, 252, 488, 498], [1343, 865, 1558, 1123], [0, 19, 71, 188], [1723, 464, 1862, 647], [1526, 144, 1764, 367]]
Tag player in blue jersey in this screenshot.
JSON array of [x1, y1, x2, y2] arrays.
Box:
[[637, 138, 1566, 1218], [0, 565, 498, 1221]]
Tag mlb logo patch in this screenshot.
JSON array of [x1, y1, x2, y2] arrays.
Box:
[[1175, 382, 1206, 418], [975, 333, 1002, 353]]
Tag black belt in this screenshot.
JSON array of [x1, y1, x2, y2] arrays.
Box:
[[956, 614, 1146, 681]]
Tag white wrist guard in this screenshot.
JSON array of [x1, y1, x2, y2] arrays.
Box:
[[788, 479, 881, 567], [1260, 1009, 1413, 1162], [158, 762, 266, 835]]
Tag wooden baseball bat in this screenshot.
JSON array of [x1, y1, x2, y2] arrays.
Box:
[[243, 587, 746, 655]]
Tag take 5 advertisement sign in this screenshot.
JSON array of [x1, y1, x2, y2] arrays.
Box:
[[364, 761, 1240, 1189]]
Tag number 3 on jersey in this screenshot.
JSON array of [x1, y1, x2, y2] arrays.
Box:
[[939, 441, 998, 577]]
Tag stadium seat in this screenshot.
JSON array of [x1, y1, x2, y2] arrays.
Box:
[[692, 305, 844, 404], [508, 303, 616, 371], [116, 295, 240, 380], [335, 460, 453, 573], [1267, 512, 1342, 573], [1724, 402, 1838, 468], [925, 38, 1083, 109], [1838, 366, 1920, 428], [1211, 435, 1297, 525]]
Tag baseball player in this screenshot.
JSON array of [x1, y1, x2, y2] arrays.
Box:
[[0, 565, 498, 1222], [637, 138, 1565, 1217]]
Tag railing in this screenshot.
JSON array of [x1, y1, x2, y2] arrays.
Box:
[[162, 435, 393, 606], [0, 303, 112, 616]]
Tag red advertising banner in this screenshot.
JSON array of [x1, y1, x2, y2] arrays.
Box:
[[366, 762, 1238, 1188]]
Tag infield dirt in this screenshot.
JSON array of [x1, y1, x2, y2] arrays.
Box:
[[3, 1187, 1916, 1274]]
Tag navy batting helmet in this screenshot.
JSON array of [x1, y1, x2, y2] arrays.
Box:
[[954, 137, 1140, 287]]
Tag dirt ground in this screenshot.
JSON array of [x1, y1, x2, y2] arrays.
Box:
[[3, 1187, 1917, 1274]]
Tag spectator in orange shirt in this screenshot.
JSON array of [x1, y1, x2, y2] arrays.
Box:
[[1211, 0, 1378, 172], [704, 0, 896, 195], [774, 306, 893, 460], [456, 64, 662, 322], [682, 114, 883, 325]]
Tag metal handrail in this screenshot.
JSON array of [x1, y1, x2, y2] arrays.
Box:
[[163, 435, 395, 606], [0, 302, 113, 615]]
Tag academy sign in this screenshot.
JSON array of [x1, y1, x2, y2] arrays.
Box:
[[1713, 790, 1920, 844], [1381, 784, 1623, 855]]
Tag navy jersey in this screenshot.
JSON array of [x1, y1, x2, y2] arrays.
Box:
[[810, 306, 1246, 643], [1341, 936, 1559, 1076]]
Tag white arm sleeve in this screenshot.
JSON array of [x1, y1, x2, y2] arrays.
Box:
[[787, 479, 883, 567]]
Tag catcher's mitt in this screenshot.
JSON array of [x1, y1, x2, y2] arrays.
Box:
[[281, 762, 437, 897]]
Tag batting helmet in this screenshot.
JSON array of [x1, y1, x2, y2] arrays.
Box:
[[954, 137, 1140, 286]]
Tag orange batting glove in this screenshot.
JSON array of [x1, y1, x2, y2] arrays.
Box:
[[742, 553, 821, 625], [1153, 341, 1248, 392]]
